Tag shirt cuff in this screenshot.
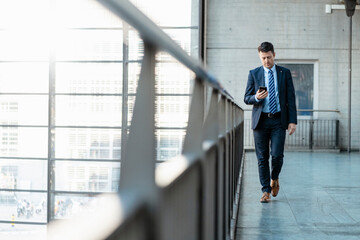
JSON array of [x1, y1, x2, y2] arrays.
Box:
[[255, 95, 260, 102]]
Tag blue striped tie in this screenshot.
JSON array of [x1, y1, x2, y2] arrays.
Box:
[[268, 69, 277, 114]]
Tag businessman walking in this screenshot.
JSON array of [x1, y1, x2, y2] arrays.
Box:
[[244, 42, 297, 203]]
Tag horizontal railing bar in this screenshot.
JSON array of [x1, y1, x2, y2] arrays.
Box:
[[96, 0, 235, 101]]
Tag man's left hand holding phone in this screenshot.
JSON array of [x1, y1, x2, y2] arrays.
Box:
[[256, 86, 268, 100]]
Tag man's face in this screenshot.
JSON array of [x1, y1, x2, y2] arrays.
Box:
[[258, 51, 275, 69]]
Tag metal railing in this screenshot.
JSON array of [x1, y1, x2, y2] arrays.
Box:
[[244, 109, 340, 150], [47, 0, 244, 240]]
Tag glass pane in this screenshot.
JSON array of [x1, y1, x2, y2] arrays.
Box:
[[0, 127, 48, 158], [0, 0, 50, 29], [53, 194, 94, 219], [281, 64, 314, 116], [53, 193, 116, 220], [127, 96, 135, 126], [54, 128, 121, 160], [0, 0, 50, 61], [55, 0, 122, 28], [0, 30, 50, 61], [155, 96, 189, 128], [127, 97, 190, 129], [0, 159, 47, 190], [55, 29, 123, 61], [54, 161, 120, 193], [0, 96, 48, 126], [128, 63, 141, 94], [0, 63, 49, 93], [155, 61, 192, 94], [162, 29, 193, 56], [156, 129, 185, 161], [0, 223, 46, 239], [128, 28, 198, 60], [55, 96, 122, 126], [128, 30, 143, 61], [56, 63, 123, 94], [130, 0, 195, 27], [0, 191, 47, 223]]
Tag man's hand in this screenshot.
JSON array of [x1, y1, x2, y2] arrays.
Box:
[[288, 123, 296, 135], [256, 89, 268, 100]]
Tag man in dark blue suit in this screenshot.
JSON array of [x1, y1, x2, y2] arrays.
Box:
[[244, 42, 297, 203]]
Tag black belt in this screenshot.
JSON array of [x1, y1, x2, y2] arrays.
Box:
[[261, 112, 281, 118]]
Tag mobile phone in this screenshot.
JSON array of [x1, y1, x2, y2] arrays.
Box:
[[259, 86, 267, 92]]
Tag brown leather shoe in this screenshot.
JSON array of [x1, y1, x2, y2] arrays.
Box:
[[260, 192, 271, 203], [271, 179, 279, 197]]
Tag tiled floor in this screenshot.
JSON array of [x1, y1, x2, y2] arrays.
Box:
[[236, 151, 360, 240]]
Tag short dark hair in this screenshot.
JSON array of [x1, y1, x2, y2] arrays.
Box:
[[258, 42, 274, 53]]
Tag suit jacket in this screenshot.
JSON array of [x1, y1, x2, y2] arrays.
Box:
[[244, 65, 297, 130]]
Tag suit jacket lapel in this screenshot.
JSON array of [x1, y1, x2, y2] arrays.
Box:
[[255, 67, 265, 86], [276, 65, 283, 90]]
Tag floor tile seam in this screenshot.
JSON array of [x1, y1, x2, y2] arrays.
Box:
[[322, 187, 358, 224], [280, 183, 304, 232]]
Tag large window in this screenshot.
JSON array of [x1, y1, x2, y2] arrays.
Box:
[[0, 0, 200, 229], [279, 63, 315, 117]]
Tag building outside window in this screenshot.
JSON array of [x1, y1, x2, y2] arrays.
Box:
[[0, 0, 200, 230]]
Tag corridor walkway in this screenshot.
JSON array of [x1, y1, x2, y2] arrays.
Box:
[[235, 151, 360, 240]]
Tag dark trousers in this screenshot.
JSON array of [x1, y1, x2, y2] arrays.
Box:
[[253, 115, 286, 193]]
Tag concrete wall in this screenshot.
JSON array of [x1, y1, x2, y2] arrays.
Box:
[[206, 0, 360, 150]]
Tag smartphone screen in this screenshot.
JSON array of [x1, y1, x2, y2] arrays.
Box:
[[259, 86, 267, 92]]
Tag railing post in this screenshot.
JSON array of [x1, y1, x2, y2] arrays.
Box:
[[182, 78, 205, 157], [181, 77, 205, 240], [336, 120, 339, 148], [309, 116, 314, 150], [202, 89, 220, 240], [119, 41, 158, 208]]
